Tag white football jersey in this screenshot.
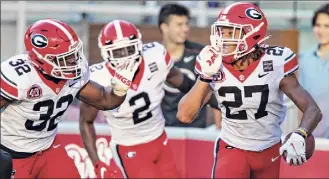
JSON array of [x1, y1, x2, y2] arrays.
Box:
[[1, 54, 90, 153], [196, 46, 298, 151], [89, 42, 173, 146]]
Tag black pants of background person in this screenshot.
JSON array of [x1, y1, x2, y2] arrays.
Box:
[[0, 149, 14, 179]]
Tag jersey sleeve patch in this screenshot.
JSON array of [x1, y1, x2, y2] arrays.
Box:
[[0, 71, 19, 100], [284, 52, 298, 77]]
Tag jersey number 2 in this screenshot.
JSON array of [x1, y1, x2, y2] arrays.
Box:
[[25, 94, 73, 131], [218, 85, 269, 120], [129, 92, 152, 124]]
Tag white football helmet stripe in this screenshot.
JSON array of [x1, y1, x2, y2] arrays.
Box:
[[222, 2, 246, 14], [113, 20, 124, 39]]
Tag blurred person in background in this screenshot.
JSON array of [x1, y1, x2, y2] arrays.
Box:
[[298, 3, 329, 138], [0, 18, 135, 178], [177, 2, 322, 178], [158, 3, 222, 129], [79, 19, 198, 178]]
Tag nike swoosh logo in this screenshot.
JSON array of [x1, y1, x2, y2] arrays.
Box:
[[271, 155, 281, 162], [69, 81, 78, 87], [101, 167, 107, 178], [147, 74, 154, 80], [53, 144, 61, 148], [258, 73, 269, 78], [183, 55, 195, 63]]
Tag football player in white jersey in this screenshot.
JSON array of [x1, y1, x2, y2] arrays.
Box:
[[0, 19, 140, 178], [79, 20, 196, 178], [177, 2, 323, 179]]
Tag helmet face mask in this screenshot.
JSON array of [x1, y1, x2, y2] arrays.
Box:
[[25, 19, 85, 80], [46, 42, 85, 78], [212, 24, 245, 56], [98, 20, 143, 68], [100, 37, 142, 67]]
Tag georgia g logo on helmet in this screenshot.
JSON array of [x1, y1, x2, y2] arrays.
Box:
[[31, 34, 48, 48], [245, 8, 263, 20]]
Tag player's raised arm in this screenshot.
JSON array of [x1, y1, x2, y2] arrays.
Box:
[[177, 45, 222, 123], [177, 78, 213, 123], [77, 59, 141, 110]]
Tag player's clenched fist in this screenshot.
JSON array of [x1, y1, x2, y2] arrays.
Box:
[[196, 45, 223, 82], [111, 59, 141, 96]]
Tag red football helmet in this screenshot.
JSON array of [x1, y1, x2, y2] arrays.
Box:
[[98, 20, 142, 67], [210, 2, 270, 63], [24, 19, 85, 80]]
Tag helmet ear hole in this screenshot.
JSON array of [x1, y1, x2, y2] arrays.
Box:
[[253, 35, 261, 40], [129, 35, 137, 40]]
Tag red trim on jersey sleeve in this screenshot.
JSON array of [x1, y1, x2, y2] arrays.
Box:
[[130, 57, 145, 91], [164, 51, 171, 66], [0, 77, 18, 98], [284, 56, 298, 74]]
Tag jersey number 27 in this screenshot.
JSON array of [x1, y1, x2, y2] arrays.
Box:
[[218, 85, 269, 120]]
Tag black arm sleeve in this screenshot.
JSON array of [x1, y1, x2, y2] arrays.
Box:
[[177, 74, 196, 94], [206, 93, 220, 110]]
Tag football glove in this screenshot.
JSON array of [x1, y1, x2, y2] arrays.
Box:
[[279, 132, 307, 166], [111, 58, 141, 96], [196, 45, 223, 82]]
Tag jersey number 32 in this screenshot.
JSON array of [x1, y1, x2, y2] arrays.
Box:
[[25, 95, 73, 131]]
